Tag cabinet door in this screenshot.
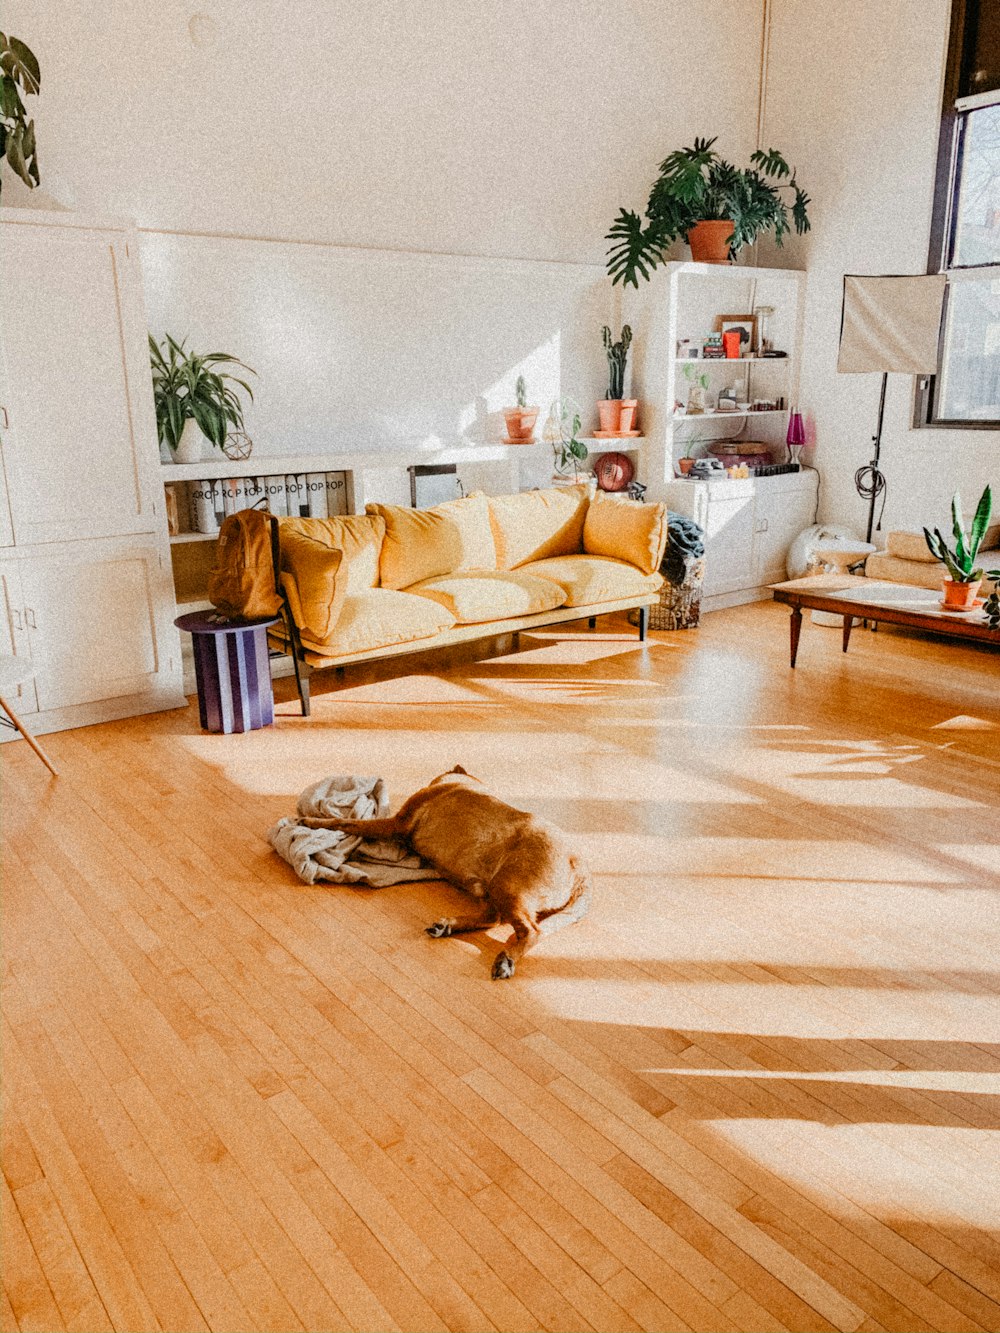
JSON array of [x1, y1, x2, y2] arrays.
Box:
[[752, 484, 817, 586], [0, 224, 159, 545], [0, 443, 14, 547], [701, 492, 757, 595], [0, 559, 37, 713], [20, 542, 170, 711]]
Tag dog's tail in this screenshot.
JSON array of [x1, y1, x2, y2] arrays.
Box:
[[537, 855, 592, 936]]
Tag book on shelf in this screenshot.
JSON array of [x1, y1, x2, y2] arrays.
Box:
[[263, 474, 288, 517], [163, 481, 186, 535], [285, 473, 310, 518], [305, 473, 328, 518], [325, 471, 348, 515], [189, 480, 220, 534], [243, 477, 265, 508]]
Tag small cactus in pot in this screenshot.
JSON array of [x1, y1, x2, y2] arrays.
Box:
[[923, 485, 993, 610], [503, 374, 539, 443], [598, 324, 638, 434]]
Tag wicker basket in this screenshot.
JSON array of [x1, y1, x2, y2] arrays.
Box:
[[629, 557, 705, 631]]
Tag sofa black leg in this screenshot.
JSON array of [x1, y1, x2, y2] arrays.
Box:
[[638, 606, 649, 642], [588, 617, 597, 629], [298, 663, 312, 717]]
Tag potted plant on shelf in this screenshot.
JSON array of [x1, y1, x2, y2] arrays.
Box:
[[149, 334, 256, 464], [923, 485, 993, 611], [502, 375, 539, 443], [680, 361, 710, 415], [0, 32, 41, 194], [605, 137, 811, 284], [598, 325, 638, 435], [548, 398, 588, 478]]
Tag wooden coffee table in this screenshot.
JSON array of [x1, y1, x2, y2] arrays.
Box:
[[771, 574, 998, 667]]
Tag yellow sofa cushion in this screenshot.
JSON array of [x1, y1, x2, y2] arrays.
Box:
[[281, 513, 385, 595], [406, 570, 567, 624], [366, 493, 496, 589], [520, 555, 663, 607], [277, 529, 345, 642], [583, 491, 669, 576], [297, 588, 455, 658], [487, 484, 591, 570]]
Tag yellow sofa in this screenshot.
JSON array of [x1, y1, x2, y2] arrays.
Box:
[[268, 484, 668, 714]]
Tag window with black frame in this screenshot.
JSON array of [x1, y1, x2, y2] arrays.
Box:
[[918, 0, 1000, 428]]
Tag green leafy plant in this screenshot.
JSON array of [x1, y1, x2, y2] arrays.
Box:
[[681, 362, 710, 391], [0, 32, 41, 192], [923, 486, 993, 583], [551, 397, 588, 475], [149, 334, 256, 452], [983, 583, 1000, 630], [602, 324, 632, 399], [515, 374, 527, 410], [606, 137, 811, 287]]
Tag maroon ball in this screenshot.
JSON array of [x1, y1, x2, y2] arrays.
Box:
[[595, 452, 635, 492]]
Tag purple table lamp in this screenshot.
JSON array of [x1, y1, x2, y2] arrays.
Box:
[[786, 410, 805, 465]]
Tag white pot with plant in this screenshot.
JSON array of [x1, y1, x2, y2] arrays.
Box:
[[149, 334, 256, 464]]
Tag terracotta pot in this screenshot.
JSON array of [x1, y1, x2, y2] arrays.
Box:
[[597, 400, 622, 433], [941, 576, 981, 610], [687, 220, 735, 264], [502, 407, 538, 442], [618, 398, 639, 432], [678, 457, 695, 476]]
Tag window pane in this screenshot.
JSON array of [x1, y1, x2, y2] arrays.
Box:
[[953, 103, 1000, 266], [937, 273, 1000, 419]]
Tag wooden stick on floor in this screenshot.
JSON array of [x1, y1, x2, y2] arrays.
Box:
[[0, 694, 58, 776]]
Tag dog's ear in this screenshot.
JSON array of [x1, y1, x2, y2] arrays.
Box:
[[451, 764, 468, 775]]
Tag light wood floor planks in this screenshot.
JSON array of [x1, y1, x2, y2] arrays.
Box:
[[2, 602, 999, 1333]]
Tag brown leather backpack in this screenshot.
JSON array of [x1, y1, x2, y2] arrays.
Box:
[[207, 506, 284, 620]]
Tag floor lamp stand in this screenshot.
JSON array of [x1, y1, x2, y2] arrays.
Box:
[[855, 371, 888, 545]]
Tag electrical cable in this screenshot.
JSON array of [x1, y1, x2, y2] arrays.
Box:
[[854, 461, 887, 535]]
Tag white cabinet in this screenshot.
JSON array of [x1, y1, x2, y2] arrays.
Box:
[[0, 559, 36, 712], [0, 209, 184, 738], [0, 222, 161, 546], [664, 471, 819, 609]]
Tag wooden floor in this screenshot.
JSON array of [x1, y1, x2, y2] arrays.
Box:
[[2, 602, 999, 1333]]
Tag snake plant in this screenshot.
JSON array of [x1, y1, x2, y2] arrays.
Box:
[[923, 486, 993, 583]]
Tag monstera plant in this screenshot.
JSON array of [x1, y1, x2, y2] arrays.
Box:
[[606, 137, 811, 284], [0, 32, 41, 193]]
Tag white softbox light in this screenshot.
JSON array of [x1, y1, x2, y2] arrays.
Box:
[[838, 274, 947, 375]]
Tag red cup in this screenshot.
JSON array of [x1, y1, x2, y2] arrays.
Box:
[[722, 330, 741, 359]]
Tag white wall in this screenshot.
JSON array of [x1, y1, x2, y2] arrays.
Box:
[[763, 0, 1000, 537]]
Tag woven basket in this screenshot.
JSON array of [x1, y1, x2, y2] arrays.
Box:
[[629, 557, 705, 631]]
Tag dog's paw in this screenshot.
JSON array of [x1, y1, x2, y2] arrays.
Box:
[[491, 952, 515, 980], [426, 918, 455, 938]]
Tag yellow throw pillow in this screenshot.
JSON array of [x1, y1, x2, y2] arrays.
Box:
[[365, 493, 497, 590], [487, 484, 591, 570], [583, 491, 669, 576], [277, 535, 344, 642], [406, 570, 566, 623], [281, 513, 385, 595]]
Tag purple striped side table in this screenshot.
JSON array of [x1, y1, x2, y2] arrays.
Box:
[[174, 612, 279, 734]]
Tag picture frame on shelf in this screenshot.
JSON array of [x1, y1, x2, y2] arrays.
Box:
[[714, 314, 757, 355], [676, 339, 701, 359]]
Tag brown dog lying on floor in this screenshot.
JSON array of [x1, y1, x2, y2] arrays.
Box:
[[301, 767, 591, 978]]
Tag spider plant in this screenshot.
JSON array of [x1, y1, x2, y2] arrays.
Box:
[[923, 486, 993, 583], [606, 137, 811, 287], [149, 334, 256, 451]]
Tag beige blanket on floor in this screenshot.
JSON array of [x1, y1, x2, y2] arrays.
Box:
[[268, 774, 439, 888]]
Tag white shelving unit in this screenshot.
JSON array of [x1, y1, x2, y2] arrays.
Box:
[[624, 261, 806, 497]]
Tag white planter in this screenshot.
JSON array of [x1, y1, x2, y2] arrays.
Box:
[[174, 418, 208, 465]]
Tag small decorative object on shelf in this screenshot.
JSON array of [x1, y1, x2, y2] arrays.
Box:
[[223, 430, 254, 461], [983, 585, 1000, 630], [681, 362, 710, 414], [716, 314, 757, 355], [598, 325, 638, 434], [786, 410, 806, 464], [502, 375, 538, 443], [149, 334, 256, 464], [923, 485, 993, 611], [605, 136, 811, 283]]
